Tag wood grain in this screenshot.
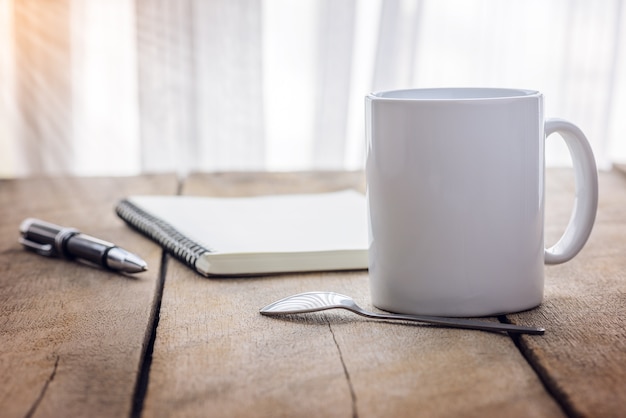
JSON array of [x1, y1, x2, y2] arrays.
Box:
[[0, 174, 178, 418], [507, 168, 626, 417], [142, 172, 563, 418], [4, 169, 623, 417]]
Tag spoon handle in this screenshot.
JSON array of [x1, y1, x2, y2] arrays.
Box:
[[354, 309, 544, 335]]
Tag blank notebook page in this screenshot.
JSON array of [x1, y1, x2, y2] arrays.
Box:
[[126, 190, 368, 255]]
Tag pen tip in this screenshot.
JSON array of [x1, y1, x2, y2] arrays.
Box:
[[121, 252, 147, 274], [107, 248, 148, 273], [125, 257, 148, 274]]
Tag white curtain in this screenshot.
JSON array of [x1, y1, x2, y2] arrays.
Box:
[[1, 0, 625, 177]]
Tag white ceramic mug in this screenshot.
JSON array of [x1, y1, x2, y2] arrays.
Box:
[[365, 88, 598, 317]]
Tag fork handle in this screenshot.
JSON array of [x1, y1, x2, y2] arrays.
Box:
[[356, 310, 544, 335]]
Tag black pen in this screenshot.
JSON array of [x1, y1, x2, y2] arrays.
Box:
[[19, 218, 148, 274]]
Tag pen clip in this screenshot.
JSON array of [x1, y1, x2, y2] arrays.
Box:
[[19, 237, 55, 256]]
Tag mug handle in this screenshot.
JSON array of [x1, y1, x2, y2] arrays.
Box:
[[544, 118, 599, 265]]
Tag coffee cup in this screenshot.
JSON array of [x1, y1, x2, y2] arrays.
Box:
[[365, 88, 598, 316]]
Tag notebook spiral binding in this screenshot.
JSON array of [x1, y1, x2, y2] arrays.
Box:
[[115, 199, 213, 272]]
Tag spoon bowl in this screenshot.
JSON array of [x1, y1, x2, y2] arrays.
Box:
[[260, 291, 544, 335]]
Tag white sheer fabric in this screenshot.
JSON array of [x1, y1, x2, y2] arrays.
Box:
[[1, 0, 624, 177]]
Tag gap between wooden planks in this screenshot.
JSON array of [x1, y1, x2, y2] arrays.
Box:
[[0, 174, 178, 418], [140, 171, 565, 418]]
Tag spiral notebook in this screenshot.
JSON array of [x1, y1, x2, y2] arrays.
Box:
[[115, 190, 369, 276]]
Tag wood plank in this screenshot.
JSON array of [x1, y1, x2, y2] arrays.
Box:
[[507, 168, 626, 417], [0, 174, 178, 418], [143, 171, 563, 418]]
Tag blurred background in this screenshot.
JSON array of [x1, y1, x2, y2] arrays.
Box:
[[0, 0, 624, 178]]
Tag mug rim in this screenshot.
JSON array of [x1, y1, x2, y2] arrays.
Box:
[[368, 87, 541, 101]]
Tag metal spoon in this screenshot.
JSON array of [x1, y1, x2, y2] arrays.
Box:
[[260, 291, 544, 335]]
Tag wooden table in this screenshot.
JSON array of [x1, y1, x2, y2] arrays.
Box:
[[1, 169, 625, 418]]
